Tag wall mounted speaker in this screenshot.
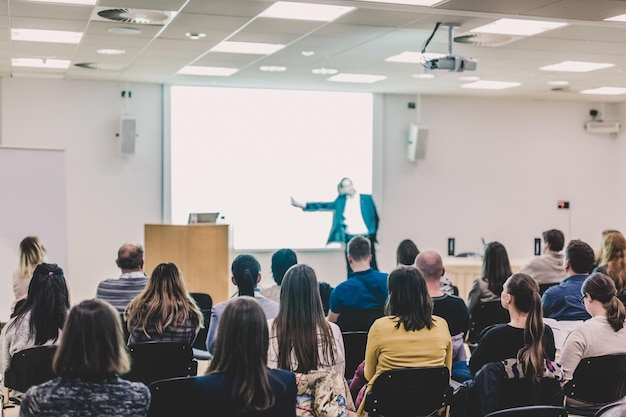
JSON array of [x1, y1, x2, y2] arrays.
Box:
[[119, 117, 137, 155], [407, 123, 429, 163]]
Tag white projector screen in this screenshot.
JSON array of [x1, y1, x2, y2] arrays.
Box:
[[170, 86, 373, 250]]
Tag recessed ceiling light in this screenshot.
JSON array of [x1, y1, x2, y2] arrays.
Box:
[[11, 28, 83, 44], [177, 66, 238, 76], [259, 66, 287, 72], [604, 14, 626, 22], [548, 80, 569, 86], [185, 32, 206, 40], [258, 1, 354, 21], [23, 0, 96, 4], [461, 80, 520, 90], [312, 68, 338, 75], [471, 18, 567, 36], [385, 51, 445, 64], [108, 27, 142, 35], [210, 41, 285, 55], [459, 75, 480, 81], [539, 61, 614, 72], [12, 58, 71, 69], [96, 49, 126, 55], [412, 73, 435, 79], [353, 0, 449, 6], [302, 51, 315, 57], [327, 73, 387, 84], [580, 87, 626, 95]]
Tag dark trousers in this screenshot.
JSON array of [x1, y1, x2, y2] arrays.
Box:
[[345, 234, 378, 274]]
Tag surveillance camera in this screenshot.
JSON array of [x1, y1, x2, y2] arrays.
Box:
[[590, 109, 599, 118]]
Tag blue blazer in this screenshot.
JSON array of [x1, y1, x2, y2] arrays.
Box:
[[304, 194, 379, 244]]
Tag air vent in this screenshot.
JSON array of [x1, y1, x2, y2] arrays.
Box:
[[91, 7, 177, 25], [74, 62, 126, 71], [454, 33, 520, 47]]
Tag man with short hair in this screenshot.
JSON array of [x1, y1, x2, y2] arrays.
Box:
[[518, 229, 567, 285], [96, 243, 149, 313], [327, 236, 388, 331]]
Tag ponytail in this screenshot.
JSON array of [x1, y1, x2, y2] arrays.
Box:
[[517, 290, 545, 383], [231, 254, 261, 298], [606, 297, 626, 332], [238, 269, 256, 297]]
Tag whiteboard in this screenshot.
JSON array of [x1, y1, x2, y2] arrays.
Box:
[[0, 147, 68, 322]]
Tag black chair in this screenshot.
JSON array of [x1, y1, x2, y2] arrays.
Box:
[[485, 405, 568, 417], [336, 307, 384, 332], [119, 313, 130, 343], [363, 366, 453, 417], [190, 292, 213, 351], [594, 401, 626, 417], [341, 330, 368, 381], [467, 300, 510, 348], [538, 283, 558, 296], [124, 341, 198, 386], [147, 376, 200, 417], [4, 345, 57, 406]]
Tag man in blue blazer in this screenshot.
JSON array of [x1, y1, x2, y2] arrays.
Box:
[[291, 177, 379, 272]]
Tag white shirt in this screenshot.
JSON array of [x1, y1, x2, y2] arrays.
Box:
[[343, 194, 368, 235]]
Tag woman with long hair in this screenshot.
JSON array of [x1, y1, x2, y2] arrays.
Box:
[[268, 264, 345, 375], [125, 262, 203, 344], [355, 266, 452, 416], [11, 236, 47, 315], [593, 231, 626, 296], [467, 241, 512, 312], [192, 297, 296, 415], [207, 254, 279, 353], [19, 299, 150, 417]]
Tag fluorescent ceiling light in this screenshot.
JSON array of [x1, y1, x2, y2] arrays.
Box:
[[97, 49, 126, 55], [385, 51, 444, 63], [259, 1, 354, 21], [210, 41, 285, 55], [22, 0, 97, 4], [312, 68, 338, 75], [327, 73, 386, 83], [177, 66, 238, 76], [12, 58, 71, 69], [580, 87, 626, 95], [471, 18, 567, 36], [548, 80, 569, 86], [604, 14, 626, 22], [12, 28, 83, 44], [353, 0, 449, 6], [539, 61, 614, 72], [461, 80, 520, 90], [412, 73, 434, 79], [259, 66, 287, 72]]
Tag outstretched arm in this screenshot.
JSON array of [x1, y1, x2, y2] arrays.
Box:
[[290, 196, 337, 211]]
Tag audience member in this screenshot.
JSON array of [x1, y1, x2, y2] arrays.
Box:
[[467, 241, 512, 313], [125, 262, 203, 345], [19, 299, 150, 417], [191, 297, 296, 416], [559, 272, 626, 415], [352, 266, 452, 415], [518, 229, 567, 285], [593, 230, 626, 296], [0, 263, 70, 400], [542, 240, 594, 322], [96, 243, 149, 313], [416, 250, 471, 381], [328, 236, 388, 331], [262, 248, 298, 303], [396, 238, 419, 266], [207, 254, 279, 354], [593, 229, 622, 270], [318, 281, 333, 316], [11, 236, 47, 316]]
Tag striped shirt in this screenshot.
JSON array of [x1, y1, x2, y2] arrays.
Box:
[[95, 271, 149, 313]]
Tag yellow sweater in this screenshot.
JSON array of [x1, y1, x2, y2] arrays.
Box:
[[357, 315, 452, 417]]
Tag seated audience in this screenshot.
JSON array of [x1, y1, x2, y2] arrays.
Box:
[[11, 236, 47, 316], [125, 262, 203, 345], [0, 263, 70, 399], [96, 243, 149, 313], [467, 241, 511, 314], [318, 281, 333, 316], [328, 236, 388, 331], [518, 229, 567, 285], [396, 238, 454, 295], [353, 266, 452, 416], [593, 230, 626, 296], [19, 299, 151, 417], [262, 248, 298, 303], [191, 297, 296, 416], [207, 254, 279, 354], [593, 229, 622, 271], [559, 272, 626, 415]]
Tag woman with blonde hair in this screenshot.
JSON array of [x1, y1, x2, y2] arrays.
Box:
[[125, 262, 203, 344], [593, 231, 626, 296], [11, 236, 46, 315]]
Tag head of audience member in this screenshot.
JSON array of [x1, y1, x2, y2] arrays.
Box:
[[543, 229, 565, 253], [115, 243, 144, 273], [231, 254, 262, 297], [582, 272, 626, 332], [53, 299, 130, 380], [385, 266, 433, 332], [500, 273, 545, 382], [599, 231, 626, 272], [18, 236, 47, 278], [270, 249, 298, 286], [565, 239, 595, 275], [396, 239, 420, 266], [347, 235, 372, 273], [337, 177, 356, 196], [415, 250, 445, 296], [595, 229, 623, 265], [482, 241, 512, 297], [208, 297, 275, 412], [11, 263, 70, 344], [318, 281, 333, 316], [274, 264, 335, 373]]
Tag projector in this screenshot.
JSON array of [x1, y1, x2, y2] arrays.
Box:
[[423, 55, 477, 72]]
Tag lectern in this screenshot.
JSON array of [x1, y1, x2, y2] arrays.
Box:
[[144, 224, 232, 303]]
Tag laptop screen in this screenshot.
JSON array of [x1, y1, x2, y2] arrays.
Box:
[[188, 212, 219, 224]]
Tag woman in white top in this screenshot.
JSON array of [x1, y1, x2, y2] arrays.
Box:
[[11, 236, 46, 316], [268, 264, 345, 375]]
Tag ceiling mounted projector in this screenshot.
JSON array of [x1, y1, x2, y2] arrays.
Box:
[[421, 22, 477, 72]]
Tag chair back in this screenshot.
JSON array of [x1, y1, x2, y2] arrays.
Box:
[[119, 313, 130, 343], [336, 307, 384, 332], [190, 292, 213, 351], [4, 345, 57, 393], [363, 366, 453, 417], [564, 354, 626, 404], [594, 401, 626, 417], [538, 283, 558, 296], [148, 376, 200, 417], [341, 331, 368, 380], [485, 405, 568, 417], [124, 341, 198, 386], [467, 300, 510, 345]]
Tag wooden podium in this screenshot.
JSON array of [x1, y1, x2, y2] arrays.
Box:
[[144, 224, 232, 303]]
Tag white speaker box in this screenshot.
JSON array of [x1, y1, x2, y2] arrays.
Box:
[[119, 117, 137, 155], [407, 123, 428, 162]]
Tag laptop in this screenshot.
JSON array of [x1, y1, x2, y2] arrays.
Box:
[[188, 212, 219, 224]]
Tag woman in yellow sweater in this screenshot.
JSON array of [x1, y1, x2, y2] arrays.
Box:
[[355, 266, 452, 416]]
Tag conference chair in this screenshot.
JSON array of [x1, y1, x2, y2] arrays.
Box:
[[124, 341, 198, 386], [363, 366, 453, 417], [485, 405, 568, 417], [4, 345, 57, 406], [539, 283, 558, 296], [467, 300, 510, 349], [147, 376, 200, 417], [336, 307, 384, 332], [594, 401, 626, 417], [342, 330, 368, 381], [189, 292, 213, 352]]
